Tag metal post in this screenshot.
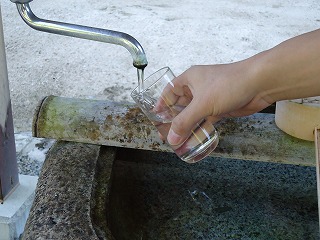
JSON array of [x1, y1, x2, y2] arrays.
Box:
[[0, 4, 19, 203], [315, 128, 320, 231]]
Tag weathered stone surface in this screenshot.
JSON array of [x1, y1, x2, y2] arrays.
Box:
[[22, 141, 116, 240], [91, 146, 116, 240], [107, 148, 319, 239], [22, 141, 319, 239]]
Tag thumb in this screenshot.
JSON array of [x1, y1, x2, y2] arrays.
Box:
[[167, 99, 207, 146]]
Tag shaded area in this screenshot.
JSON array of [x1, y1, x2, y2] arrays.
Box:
[[0, 103, 19, 201], [259, 103, 276, 114], [107, 148, 319, 239]]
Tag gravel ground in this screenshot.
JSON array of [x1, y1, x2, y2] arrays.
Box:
[[2, 1, 319, 238], [2, 0, 320, 196], [1, 0, 319, 133]]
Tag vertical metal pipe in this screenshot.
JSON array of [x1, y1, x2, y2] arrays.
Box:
[[315, 128, 320, 231], [0, 4, 19, 203]]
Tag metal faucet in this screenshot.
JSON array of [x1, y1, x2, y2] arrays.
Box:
[[10, 0, 148, 69]]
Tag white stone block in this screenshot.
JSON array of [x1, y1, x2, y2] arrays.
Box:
[[0, 175, 38, 240]]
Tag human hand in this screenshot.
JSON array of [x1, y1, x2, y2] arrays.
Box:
[[160, 29, 320, 146], [160, 63, 272, 146]]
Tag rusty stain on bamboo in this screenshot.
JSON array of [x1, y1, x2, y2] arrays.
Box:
[[33, 96, 315, 166]]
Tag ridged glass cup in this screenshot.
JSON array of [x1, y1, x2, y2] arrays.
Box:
[[131, 67, 219, 163]]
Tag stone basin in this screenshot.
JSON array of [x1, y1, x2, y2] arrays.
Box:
[[23, 141, 319, 239]]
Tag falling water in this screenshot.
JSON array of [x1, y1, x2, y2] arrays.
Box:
[[137, 68, 145, 94]]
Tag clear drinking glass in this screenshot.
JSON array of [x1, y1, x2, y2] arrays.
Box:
[[131, 67, 219, 163]]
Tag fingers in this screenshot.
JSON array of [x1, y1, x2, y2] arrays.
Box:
[[154, 77, 192, 113], [153, 67, 214, 145], [154, 95, 191, 113], [167, 98, 208, 145], [158, 132, 166, 142], [155, 68, 208, 145], [205, 115, 222, 126]]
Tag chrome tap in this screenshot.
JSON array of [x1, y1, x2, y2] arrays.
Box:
[[10, 0, 148, 69]]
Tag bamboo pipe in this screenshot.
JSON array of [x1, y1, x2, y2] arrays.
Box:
[[33, 95, 315, 166]]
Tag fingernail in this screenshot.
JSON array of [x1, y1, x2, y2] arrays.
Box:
[[167, 129, 182, 145]]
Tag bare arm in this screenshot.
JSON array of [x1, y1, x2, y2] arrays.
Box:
[[166, 29, 320, 145]]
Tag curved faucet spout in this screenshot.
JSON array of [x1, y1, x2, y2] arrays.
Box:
[[15, 3, 148, 69]]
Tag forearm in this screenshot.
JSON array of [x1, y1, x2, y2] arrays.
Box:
[[251, 29, 320, 103]]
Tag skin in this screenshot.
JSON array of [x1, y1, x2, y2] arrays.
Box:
[[161, 29, 320, 146]]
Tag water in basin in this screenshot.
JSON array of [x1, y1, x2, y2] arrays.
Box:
[[99, 148, 318, 239]]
